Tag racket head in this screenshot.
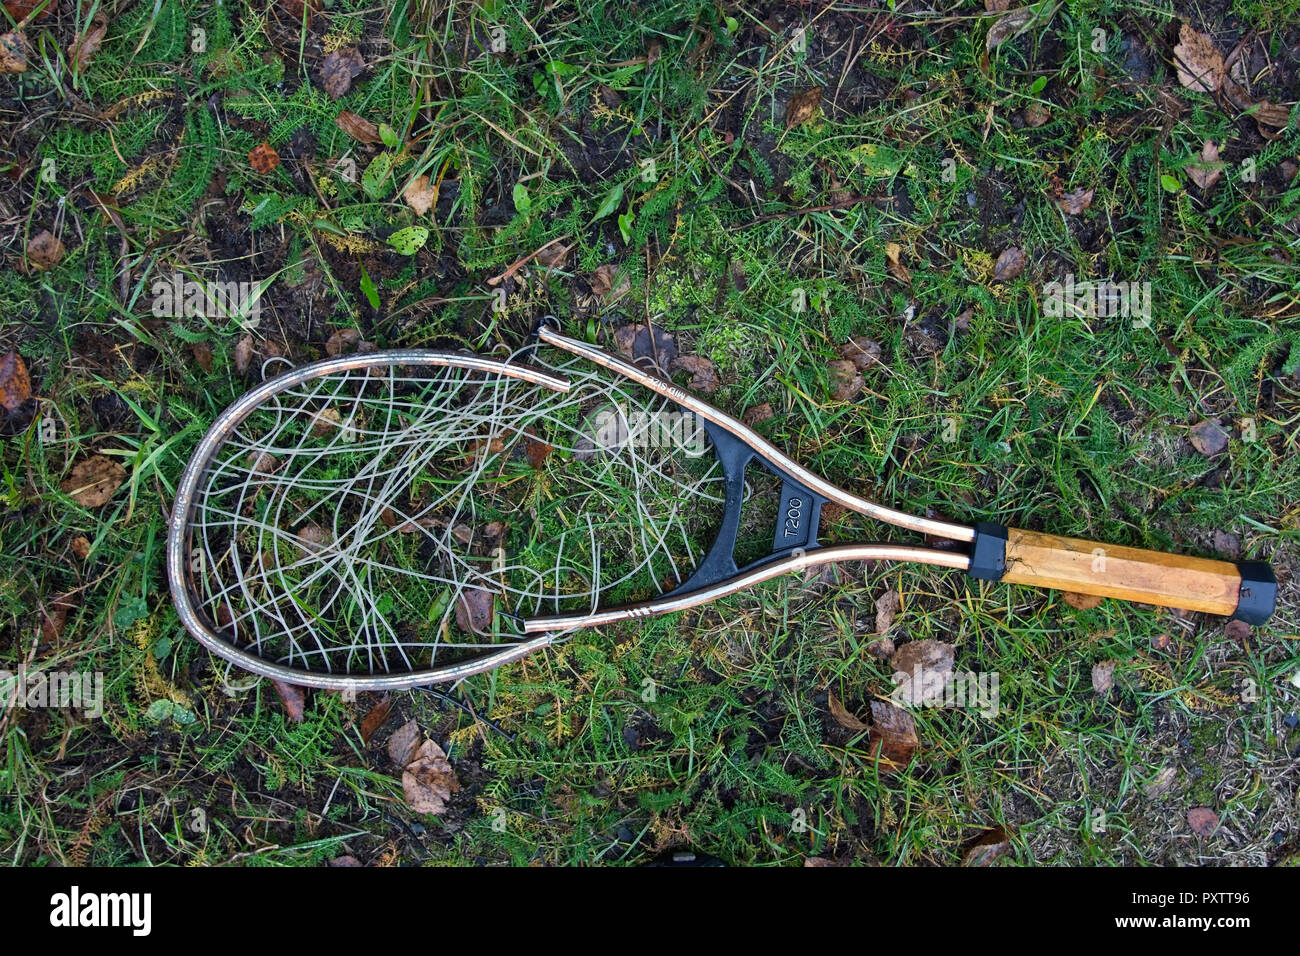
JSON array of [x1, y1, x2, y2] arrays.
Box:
[[166, 344, 726, 689]]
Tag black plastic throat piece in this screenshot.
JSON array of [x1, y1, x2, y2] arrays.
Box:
[[1232, 561, 1276, 626], [967, 522, 1009, 581]]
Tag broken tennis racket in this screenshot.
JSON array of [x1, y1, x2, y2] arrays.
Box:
[[167, 321, 1276, 689]]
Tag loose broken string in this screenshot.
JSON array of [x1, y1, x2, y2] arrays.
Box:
[[185, 347, 725, 678]]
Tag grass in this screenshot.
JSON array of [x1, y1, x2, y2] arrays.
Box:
[[1, 0, 1298, 866]]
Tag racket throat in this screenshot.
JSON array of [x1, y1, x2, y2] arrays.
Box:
[[661, 421, 829, 599]]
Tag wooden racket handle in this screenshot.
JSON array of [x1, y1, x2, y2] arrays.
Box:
[[998, 528, 1275, 622]]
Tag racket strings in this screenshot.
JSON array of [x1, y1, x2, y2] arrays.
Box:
[[186, 350, 726, 676]]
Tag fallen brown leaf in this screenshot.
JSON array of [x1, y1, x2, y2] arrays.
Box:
[[1091, 659, 1117, 696], [612, 322, 676, 372], [387, 719, 421, 766], [248, 142, 280, 174], [40, 593, 78, 643], [1224, 619, 1251, 642], [890, 639, 955, 705], [742, 402, 774, 427], [359, 696, 393, 744], [1187, 806, 1218, 837], [402, 739, 460, 815], [670, 354, 718, 393], [591, 264, 631, 301], [455, 587, 495, 634], [1212, 529, 1240, 558], [320, 46, 366, 99], [839, 337, 883, 371], [0, 31, 29, 74], [868, 700, 918, 769], [1023, 102, 1050, 127], [524, 428, 552, 469], [403, 174, 438, 215], [272, 679, 306, 722], [328, 855, 363, 867], [0, 351, 32, 411], [1251, 101, 1292, 128], [785, 87, 822, 129], [335, 110, 382, 144], [325, 327, 363, 356], [1173, 23, 1223, 94], [1056, 187, 1094, 215], [1143, 766, 1177, 799], [1064, 591, 1105, 610], [884, 242, 912, 284], [61, 456, 126, 507], [1186, 140, 1222, 191], [874, 588, 901, 635], [827, 691, 869, 732], [962, 825, 1013, 865], [992, 246, 1027, 281], [26, 230, 65, 270], [986, 7, 1035, 52], [828, 359, 864, 402], [70, 536, 91, 559], [68, 11, 107, 72], [1150, 631, 1172, 651], [1188, 419, 1229, 457], [191, 343, 214, 374], [234, 335, 255, 375]]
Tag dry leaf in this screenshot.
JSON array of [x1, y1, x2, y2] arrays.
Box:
[[248, 142, 280, 174], [1150, 631, 1172, 651], [591, 264, 631, 301], [670, 354, 718, 393], [335, 110, 382, 144], [403, 174, 438, 215], [68, 11, 107, 72], [1188, 419, 1229, 457], [1143, 766, 1177, 799], [455, 587, 495, 634], [1063, 591, 1104, 609], [1224, 619, 1251, 642], [986, 7, 1035, 52], [1173, 23, 1223, 94], [962, 825, 1013, 866], [1023, 102, 1050, 127], [827, 691, 869, 732], [1187, 806, 1218, 837], [523, 428, 552, 469], [328, 855, 363, 867], [742, 402, 774, 426], [40, 593, 78, 643], [868, 700, 918, 769], [26, 230, 65, 270], [234, 334, 255, 375], [1, 31, 29, 73], [992, 246, 1027, 281], [402, 739, 460, 815], [839, 337, 883, 371], [387, 719, 421, 766], [884, 242, 912, 284], [359, 696, 393, 744], [535, 241, 570, 269], [70, 536, 91, 559], [983, 0, 1013, 10], [1186, 140, 1222, 191], [325, 327, 362, 356], [1212, 529, 1240, 558], [828, 360, 864, 402], [310, 406, 342, 437], [61, 456, 126, 507], [612, 322, 676, 371], [890, 639, 955, 705], [191, 343, 214, 374], [1091, 659, 1117, 695], [272, 680, 306, 722], [0, 351, 32, 411], [785, 87, 822, 129], [874, 588, 901, 634], [320, 46, 365, 99], [1056, 187, 1094, 215], [1251, 101, 1292, 128]]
